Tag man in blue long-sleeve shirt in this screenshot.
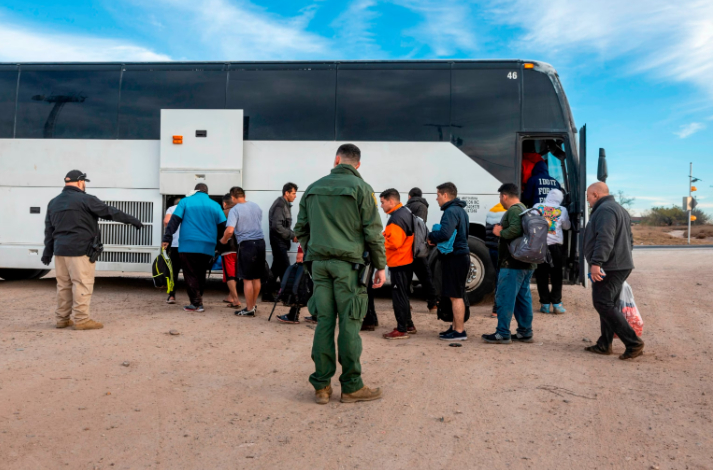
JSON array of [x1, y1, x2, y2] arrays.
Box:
[[427, 182, 470, 342]]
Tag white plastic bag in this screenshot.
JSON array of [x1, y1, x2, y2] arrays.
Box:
[[618, 281, 643, 336]]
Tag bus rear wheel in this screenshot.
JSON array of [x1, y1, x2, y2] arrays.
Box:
[[429, 236, 496, 306], [0, 269, 50, 281]]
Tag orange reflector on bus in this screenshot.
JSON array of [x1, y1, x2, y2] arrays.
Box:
[[173, 135, 183, 144], [524, 63, 535, 69]]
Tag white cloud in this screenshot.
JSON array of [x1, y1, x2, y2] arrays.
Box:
[[331, 0, 385, 58], [392, 0, 478, 56], [675, 122, 706, 138], [132, 0, 331, 60], [0, 23, 171, 62], [487, 0, 713, 99]]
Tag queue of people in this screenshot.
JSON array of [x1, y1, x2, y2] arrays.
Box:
[[41, 144, 643, 407]]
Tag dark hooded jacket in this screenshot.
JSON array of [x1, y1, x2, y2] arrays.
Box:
[[522, 161, 562, 208], [584, 195, 634, 271], [405, 196, 429, 223], [428, 198, 469, 256]]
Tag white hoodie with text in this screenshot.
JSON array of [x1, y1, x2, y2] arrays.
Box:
[[534, 189, 571, 245]]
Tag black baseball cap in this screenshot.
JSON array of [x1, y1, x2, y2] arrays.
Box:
[[64, 170, 90, 183]]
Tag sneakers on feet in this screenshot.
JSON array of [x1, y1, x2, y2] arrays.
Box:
[[235, 307, 256, 317], [304, 316, 318, 324], [512, 332, 534, 343], [552, 303, 566, 314], [407, 326, 418, 335], [184, 304, 204, 312], [439, 325, 453, 337], [481, 333, 512, 344], [277, 314, 299, 324], [539, 304, 551, 313], [166, 295, 176, 304], [383, 329, 409, 340], [361, 323, 376, 331], [440, 330, 467, 342]]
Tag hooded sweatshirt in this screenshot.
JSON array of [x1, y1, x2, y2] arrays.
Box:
[[428, 198, 469, 256], [405, 196, 429, 223], [534, 189, 571, 245], [522, 161, 562, 208]]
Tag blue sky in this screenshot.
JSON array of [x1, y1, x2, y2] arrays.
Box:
[[1, 0, 711, 214]]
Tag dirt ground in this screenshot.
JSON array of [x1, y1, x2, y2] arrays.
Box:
[[2, 249, 712, 470], [632, 225, 713, 245]]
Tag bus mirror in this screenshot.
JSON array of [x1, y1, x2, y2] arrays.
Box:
[[597, 148, 608, 183]]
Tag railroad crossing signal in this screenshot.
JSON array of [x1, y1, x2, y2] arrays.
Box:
[[691, 186, 698, 192], [691, 215, 697, 222]]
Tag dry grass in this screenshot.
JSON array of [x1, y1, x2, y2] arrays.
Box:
[[632, 225, 713, 245]]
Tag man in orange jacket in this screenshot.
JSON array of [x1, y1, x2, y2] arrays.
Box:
[[379, 189, 416, 340]]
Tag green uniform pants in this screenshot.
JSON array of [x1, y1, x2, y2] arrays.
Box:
[[308, 259, 368, 394]]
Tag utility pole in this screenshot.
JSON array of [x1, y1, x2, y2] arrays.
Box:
[[688, 162, 692, 245]]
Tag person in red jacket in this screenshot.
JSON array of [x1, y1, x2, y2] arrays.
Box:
[[522, 140, 544, 188], [379, 189, 416, 340]]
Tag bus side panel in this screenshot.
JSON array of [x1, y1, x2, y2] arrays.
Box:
[[0, 140, 160, 189]]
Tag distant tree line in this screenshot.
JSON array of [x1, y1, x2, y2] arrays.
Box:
[[641, 206, 710, 226]]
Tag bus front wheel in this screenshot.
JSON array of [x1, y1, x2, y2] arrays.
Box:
[[0, 269, 50, 281]]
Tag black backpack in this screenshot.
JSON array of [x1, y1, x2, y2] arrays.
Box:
[[268, 263, 313, 320], [152, 250, 174, 293], [437, 295, 471, 323]]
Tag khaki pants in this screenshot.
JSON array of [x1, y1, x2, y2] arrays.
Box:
[[55, 255, 96, 324]]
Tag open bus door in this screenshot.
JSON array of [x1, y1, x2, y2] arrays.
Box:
[[577, 124, 588, 287]]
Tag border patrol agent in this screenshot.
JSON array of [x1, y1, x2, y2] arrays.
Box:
[[43, 170, 143, 330], [294, 144, 387, 405]]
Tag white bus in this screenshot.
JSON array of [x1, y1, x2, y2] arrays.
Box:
[[0, 60, 589, 303]]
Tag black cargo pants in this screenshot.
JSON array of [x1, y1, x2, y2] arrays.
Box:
[[390, 264, 414, 332], [591, 269, 643, 350]]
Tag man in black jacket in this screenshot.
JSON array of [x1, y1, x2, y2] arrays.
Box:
[[405, 187, 437, 312], [264, 182, 299, 305], [584, 182, 644, 360], [43, 170, 142, 330]]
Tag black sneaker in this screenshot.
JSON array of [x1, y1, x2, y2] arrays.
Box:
[[481, 333, 512, 344], [277, 314, 299, 324], [184, 304, 204, 313], [512, 332, 534, 343], [440, 330, 467, 342], [235, 307, 256, 317], [439, 325, 453, 337]]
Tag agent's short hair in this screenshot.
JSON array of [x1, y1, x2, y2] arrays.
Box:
[[222, 193, 232, 204], [282, 182, 298, 195], [230, 186, 245, 199], [498, 183, 519, 198], [436, 182, 457, 198], [379, 188, 400, 202], [194, 183, 209, 193], [336, 143, 361, 164], [408, 187, 422, 198]]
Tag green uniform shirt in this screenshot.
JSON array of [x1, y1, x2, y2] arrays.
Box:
[[295, 164, 386, 270], [498, 203, 536, 270]]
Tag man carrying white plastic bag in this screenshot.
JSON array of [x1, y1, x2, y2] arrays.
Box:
[[583, 182, 644, 360]]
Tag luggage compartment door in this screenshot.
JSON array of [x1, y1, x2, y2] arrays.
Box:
[[160, 109, 243, 195]]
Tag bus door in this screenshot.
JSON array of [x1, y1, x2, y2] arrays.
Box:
[[575, 125, 588, 287], [518, 133, 581, 285], [159, 109, 244, 196]]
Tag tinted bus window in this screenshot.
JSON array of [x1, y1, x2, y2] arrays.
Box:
[[119, 65, 226, 140], [227, 65, 335, 140], [0, 67, 18, 138], [15, 65, 121, 139], [451, 66, 521, 183], [523, 70, 566, 130], [336, 66, 450, 142]]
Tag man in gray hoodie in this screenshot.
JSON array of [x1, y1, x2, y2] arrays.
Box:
[[583, 182, 644, 360]]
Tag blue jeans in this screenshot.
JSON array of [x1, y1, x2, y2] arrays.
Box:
[[495, 268, 534, 338]]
